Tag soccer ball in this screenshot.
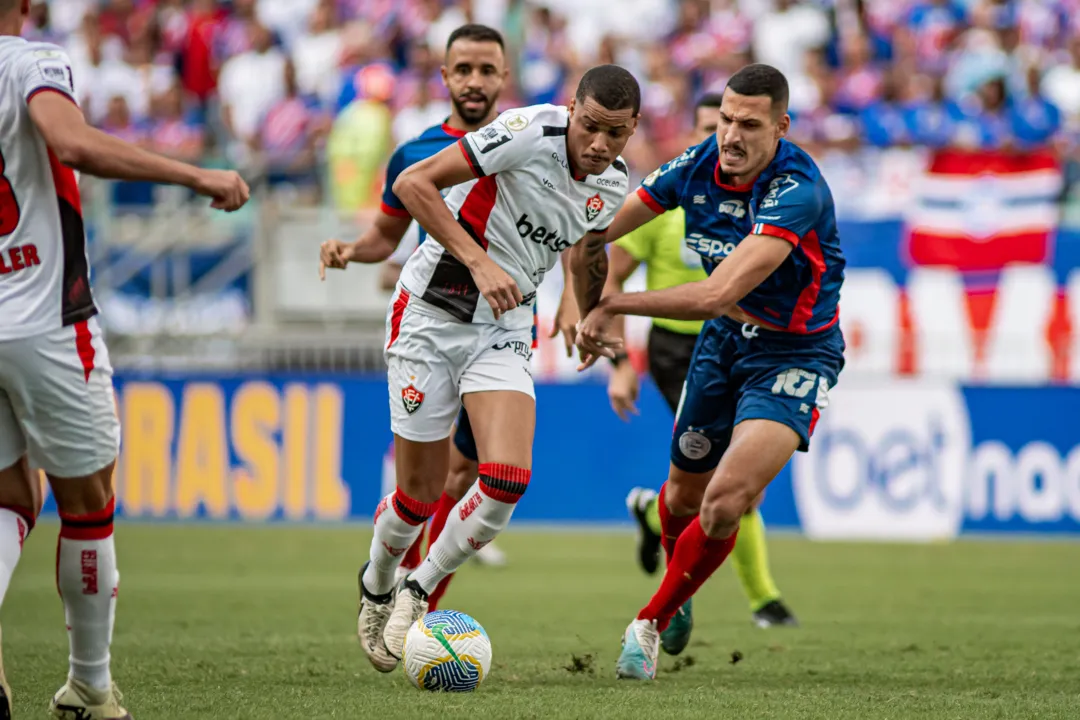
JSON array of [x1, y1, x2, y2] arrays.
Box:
[[402, 610, 492, 692]]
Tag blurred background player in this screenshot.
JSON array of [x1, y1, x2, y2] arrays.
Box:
[[0, 0, 247, 716], [605, 92, 797, 630], [358, 65, 639, 673], [322, 23, 515, 582], [574, 64, 845, 679]]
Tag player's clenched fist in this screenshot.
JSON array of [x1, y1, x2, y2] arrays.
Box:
[[471, 259, 523, 320], [193, 169, 250, 212], [319, 239, 352, 280]]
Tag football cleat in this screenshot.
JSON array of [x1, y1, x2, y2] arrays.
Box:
[[357, 563, 398, 672], [50, 678, 131, 720], [382, 576, 429, 660], [660, 598, 693, 655], [626, 488, 661, 575], [615, 618, 659, 680], [753, 599, 799, 628]]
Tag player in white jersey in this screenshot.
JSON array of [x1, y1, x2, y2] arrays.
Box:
[[0, 2, 248, 717], [347, 65, 641, 672]]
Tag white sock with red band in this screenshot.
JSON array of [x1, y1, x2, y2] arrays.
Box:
[[0, 505, 34, 608], [57, 497, 119, 693], [410, 463, 530, 594], [363, 488, 437, 596]]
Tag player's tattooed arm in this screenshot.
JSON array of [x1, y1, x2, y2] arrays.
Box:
[[570, 231, 610, 318], [585, 233, 794, 323], [571, 231, 623, 367]]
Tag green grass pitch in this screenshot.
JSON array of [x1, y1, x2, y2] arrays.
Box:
[[3, 524, 1079, 719]]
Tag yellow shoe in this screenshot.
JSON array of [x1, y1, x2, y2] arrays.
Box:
[[50, 678, 131, 720]]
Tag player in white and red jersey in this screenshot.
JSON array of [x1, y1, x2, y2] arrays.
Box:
[[348, 65, 641, 672], [0, 2, 247, 717]]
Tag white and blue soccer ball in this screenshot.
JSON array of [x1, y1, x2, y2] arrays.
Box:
[[402, 610, 492, 692]]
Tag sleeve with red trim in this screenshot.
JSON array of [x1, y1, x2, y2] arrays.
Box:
[[19, 43, 78, 106], [750, 169, 822, 247], [459, 109, 542, 178], [379, 143, 412, 218], [636, 147, 696, 213]]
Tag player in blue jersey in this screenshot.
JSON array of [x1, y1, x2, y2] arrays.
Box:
[[572, 64, 846, 679]]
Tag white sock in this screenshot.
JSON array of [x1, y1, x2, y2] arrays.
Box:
[[362, 489, 435, 596], [57, 499, 119, 693], [410, 464, 530, 594], [0, 506, 33, 607]]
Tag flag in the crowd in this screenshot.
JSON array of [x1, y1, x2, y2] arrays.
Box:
[[904, 149, 1063, 271]]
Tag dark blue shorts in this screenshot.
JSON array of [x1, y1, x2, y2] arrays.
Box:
[[670, 317, 845, 474], [453, 407, 478, 462]]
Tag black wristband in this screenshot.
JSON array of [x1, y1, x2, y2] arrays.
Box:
[[610, 351, 629, 367]]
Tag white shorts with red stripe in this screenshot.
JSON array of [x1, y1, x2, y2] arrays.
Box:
[[385, 284, 534, 443], [0, 316, 120, 477]]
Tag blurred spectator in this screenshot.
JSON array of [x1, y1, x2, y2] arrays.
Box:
[[219, 23, 287, 162], [256, 61, 329, 203], [182, 0, 227, 106], [899, 0, 968, 74], [1010, 64, 1062, 149], [257, 0, 320, 50], [150, 84, 207, 164], [752, 0, 830, 88], [291, 0, 343, 107], [22, 0, 58, 43], [903, 73, 962, 148], [1042, 36, 1080, 131]]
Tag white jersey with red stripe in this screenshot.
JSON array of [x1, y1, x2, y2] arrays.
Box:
[[0, 36, 95, 341], [397, 104, 629, 330]]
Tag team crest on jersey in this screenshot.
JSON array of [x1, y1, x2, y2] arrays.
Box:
[[585, 193, 604, 222], [401, 385, 424, 415]]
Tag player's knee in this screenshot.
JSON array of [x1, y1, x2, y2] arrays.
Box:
[[700, 480, 755, 538], [664, 474, 706, 516], [48, 460, 116, 516]]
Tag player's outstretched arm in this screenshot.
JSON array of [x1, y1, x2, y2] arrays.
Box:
[[318, 211, 412, 280], [596, 233, 794, 322], [393, 144, 522, 318], [28, 92, 248, 211], [601, 189, 662, 244]]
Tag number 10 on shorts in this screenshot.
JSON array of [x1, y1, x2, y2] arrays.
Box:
[[771, 369, 828, 407]]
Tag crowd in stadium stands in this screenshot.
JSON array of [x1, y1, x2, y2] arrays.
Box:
[[21, 0, 1080, 209]]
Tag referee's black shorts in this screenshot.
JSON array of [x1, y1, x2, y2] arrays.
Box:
[[646, 324, 700, 414]]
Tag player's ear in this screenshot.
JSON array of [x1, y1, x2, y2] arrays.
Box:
[[629, 114, 640, 136], [568, 97, 576, 117], [776, 113, 790, 139]]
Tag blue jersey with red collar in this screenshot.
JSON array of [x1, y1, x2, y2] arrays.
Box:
[[637, 137, 844, 334], [380, 122, 467, 242]]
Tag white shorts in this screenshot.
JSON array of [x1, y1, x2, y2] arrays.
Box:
[[385, 286, 534, 443], [0, 316, 120, 478]]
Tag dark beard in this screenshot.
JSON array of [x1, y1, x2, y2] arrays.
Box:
[[452, 95, 495, 125]]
